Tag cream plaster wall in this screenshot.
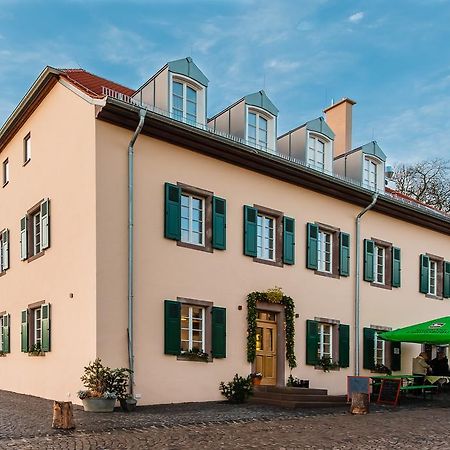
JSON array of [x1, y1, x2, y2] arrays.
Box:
[[0, 82, 98, 402], [95, 120, 450, 404]]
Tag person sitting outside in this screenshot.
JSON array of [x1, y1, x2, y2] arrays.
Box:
[[430, 351, 449, 376], [412, 352, 432, 388]]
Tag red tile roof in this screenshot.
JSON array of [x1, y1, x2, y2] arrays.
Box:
[[59, 69, 135, 98], [386, 187, 447, 215]]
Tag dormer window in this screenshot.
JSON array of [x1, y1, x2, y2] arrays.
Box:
[[308, 135, 326, 171], [363, 157, 378, 190], [248, 112, 268, 148], [172, 79, 198, 125]]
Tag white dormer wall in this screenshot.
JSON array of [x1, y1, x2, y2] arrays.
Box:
[[362, 155, 385, 193], [245, 105, 276, 152], [132, 66, 169, 112], [306, 131, 333, 174], [208, 99, 246, 138]]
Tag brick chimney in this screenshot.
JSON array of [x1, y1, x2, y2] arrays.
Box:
[[323, 98, 356, 158]]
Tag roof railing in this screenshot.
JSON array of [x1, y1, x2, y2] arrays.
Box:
[[101, 86, 449, 221]]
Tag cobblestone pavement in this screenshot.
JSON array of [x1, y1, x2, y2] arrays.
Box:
[[1, 390, 450, 449]]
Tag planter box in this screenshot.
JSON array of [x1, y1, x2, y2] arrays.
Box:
[[82, 398, 116, 413]]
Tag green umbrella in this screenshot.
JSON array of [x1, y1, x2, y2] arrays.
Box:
[[379, 317, 450, 344]]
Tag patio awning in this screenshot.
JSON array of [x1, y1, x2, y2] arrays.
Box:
[[379, 316, 450, 345]]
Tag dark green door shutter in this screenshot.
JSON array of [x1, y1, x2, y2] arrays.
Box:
[[164, 183, 181, 240], [339, 232, 350, 277], [338, 324, 350, 368], [212, 307, 226, 358], [419, 254, 430, 294], [283, 216, 295, 265], [21, 310, 28, 352], [391, 342, 401, 372], [392, 247, 401, 288], [41, 304, 51, 352], [306, 223, 319, 270], [363, 239, 375, 282], [363, 327, 376, 370], [443, 261, 450, 299], [306, 320, 319, 365], [164, 300, 181, 355], [243, 206, 258, 257], [2, 314, 10, 353], [212, 197, 226, 250]]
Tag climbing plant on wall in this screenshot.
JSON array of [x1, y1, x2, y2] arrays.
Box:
[[247, 287, 297, 370]]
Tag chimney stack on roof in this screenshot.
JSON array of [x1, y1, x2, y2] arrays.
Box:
[[323, 98, 356, 158]]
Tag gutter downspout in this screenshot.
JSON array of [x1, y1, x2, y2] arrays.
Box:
[[355, 192, 378, 376], [128, 108, 147, 396]]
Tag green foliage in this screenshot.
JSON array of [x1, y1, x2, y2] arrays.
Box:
[[287, 375, 302, 387], [317, 356, 339, 372], [219, 374, 253, 403], [246, 288, 297, 369], [373, 363, 392, 375]]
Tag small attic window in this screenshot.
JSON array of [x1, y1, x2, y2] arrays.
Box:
[[172, 78, 198, 125], [363, 157, 379, 191], [247, 109, 272, 149], [308, 134, 327, 171]]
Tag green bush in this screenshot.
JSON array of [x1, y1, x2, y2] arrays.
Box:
[[219, 374, 253, 403]]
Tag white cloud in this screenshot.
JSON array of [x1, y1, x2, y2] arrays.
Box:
[[348, 12, 364, 23]]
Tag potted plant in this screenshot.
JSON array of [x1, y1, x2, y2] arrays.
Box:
[[373, 364, 392, 375], [110, 367, 137, 412], [219, 374, 253, 403], [317, 356, 340, 372], [181, 348, 209, 362], [250, 372, 263, 386], [287, 374, 309, 388]]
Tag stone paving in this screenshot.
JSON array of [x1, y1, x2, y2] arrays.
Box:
[[1, 390, 450, 448]]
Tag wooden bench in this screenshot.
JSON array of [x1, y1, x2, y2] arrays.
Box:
[[400, 384, 438, 398]]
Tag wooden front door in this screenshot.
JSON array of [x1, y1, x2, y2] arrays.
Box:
[[255, 311, 277, 385]]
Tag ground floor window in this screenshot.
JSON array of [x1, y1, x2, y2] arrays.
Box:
[[180, 305, 205, 353], [317, 323, 333, 360], [374, 332, 385, 366], [21, 304, 51, 353]]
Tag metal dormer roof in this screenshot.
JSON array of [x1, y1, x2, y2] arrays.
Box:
[[168, 57, 209, 87], [244, 90, 278, 116]]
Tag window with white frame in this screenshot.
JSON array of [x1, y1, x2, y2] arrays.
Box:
[[247, 111, 268, 148], [374, 332, 386, 366], [374, 245, 385, 284], [429, 259, 437, 296], [2, 159, 9, 186], [24, 133, 31, 164], [180, 305, 205, 352], [172, 80, 197, 124], [32, 210, 42, 256], [180, 194, 204, 246], [363, 157, 378, 190], [317, 230, 332, 273], [318, 323, 333, 360], [0, 229, 9, 273], [32, 307, 42, 348], [308, 135, 326, 171], [257, 214, 275, 261], [0, 315, 3, 350]]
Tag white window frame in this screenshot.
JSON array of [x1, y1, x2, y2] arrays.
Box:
[[363, 157, 378, 190], [2, 159, 9, 186], [180, 305, 205, 353], [374, 332, 386, 366], [374, 245, 386, 285], [317, 230, 332, 273], [318, 323, 333, 360], [171, 77, 199, 124], [0, 315, 3, 350], [32, 210, 41, 256], [247, 110, 268, 148], [256, 214, 275, 261], [429, 259, 437, 296], [24, 134, 31, 164], [308, 135, 326, 171], [180, 193, 205, 247], [33, 307, 42, 347]]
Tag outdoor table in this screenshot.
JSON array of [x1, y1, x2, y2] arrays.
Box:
[[425, 376, 450, 385]]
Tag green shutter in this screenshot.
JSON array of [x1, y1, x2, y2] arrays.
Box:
[[212, 197, 226, 250], [2, 314, 10, 353], [164, 300, 181, 355], [164, 183, 181, 240], [20, 216, 28, 260], [41, 304, 51, 352], [363, 239, 375, 282], [306, 223, 318, 270], [338, 324, 350, 368], [243, 205, 257, 257], [391, 341, 401, 372], [211, 307, 226, 358], [283, 216, 295, 265], [339, 232, 350, 277], [306, 320, 319, 365], [392, 247, 401, 288], [443, 261, 450, 299], [21, 310, 28, 352], [419, 254, 430, 294], [363, 327, 376, 370]]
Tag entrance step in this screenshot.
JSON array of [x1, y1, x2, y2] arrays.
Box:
[[250, 386, 347, 409]]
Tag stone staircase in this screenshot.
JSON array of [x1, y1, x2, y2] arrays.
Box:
[[250, 385, 348, 409]]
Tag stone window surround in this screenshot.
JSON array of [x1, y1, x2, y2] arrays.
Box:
[[369, 325, 393, 369], [425, 252, 444, 300], [314, 222, 340, 279], [314, 316, 340, 370], [370, 237, 393, 290]]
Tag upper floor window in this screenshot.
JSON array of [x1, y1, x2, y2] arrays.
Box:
[[20, 199, 50, 261], [24, 133, 31, 164], [172, 80, 197, 124], [181, 193, 204, 247], [363, 157, 377, 190], [247, 111, 268, 148], [374, 244, 386, 285], [317, 229, 332, 273], [0, 229, 10, 273], [308, 135, 325, 171], [419, 254, 448, 298], [2, 159, 9, 186], [257, 213, 275, 261]]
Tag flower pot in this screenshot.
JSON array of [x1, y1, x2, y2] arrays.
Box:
[[301, 380, 310, 388], [252, 377, 262, 386], [119, 398, 137, 412], [82, 397, 116, 413]]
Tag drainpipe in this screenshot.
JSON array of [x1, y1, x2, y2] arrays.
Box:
[[354, 192, 378, 376], [128, 108, 147, 396]]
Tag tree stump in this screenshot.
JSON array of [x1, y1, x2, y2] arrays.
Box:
[[52, 401, 75, 429], [350, 392, 369, 415]]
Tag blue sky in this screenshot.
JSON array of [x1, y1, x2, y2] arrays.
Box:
[[1, 0, 449, 163]]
